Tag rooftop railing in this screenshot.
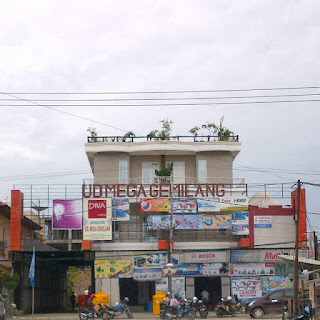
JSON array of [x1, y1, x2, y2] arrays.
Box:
[[87, 135, 239, 143]]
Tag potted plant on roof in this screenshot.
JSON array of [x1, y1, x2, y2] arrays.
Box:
[[155, 168, 172, 183]]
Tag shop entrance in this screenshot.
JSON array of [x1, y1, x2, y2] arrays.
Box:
[[194, 277, 222, 309], [119, 279, 155, 306]]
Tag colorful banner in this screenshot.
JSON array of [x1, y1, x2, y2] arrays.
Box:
[[232, 224, 249, 235], [172, 199, 197, 214], [200, 263, 229, 275], [232, 211, 249, 221], [112, 198, 130, 221], [197, 198, 220, 212], [203, 214, 232, 229], [220, 197, 249, 211], [133, 253, 179, 268], [94, 260, 131, 278], [175, 215, 203, 229], [146, 215, 203, 230], [140, 199, 170, 212], [83, 198, 112, 240], [133, 267, 162, 281], [229, 263, 275, 276], [52, 199, 82, 230], [254, 216, 272, 228], [261, 276, 292, 294], [156, 278, 168, 293], [177, 264, 201, 275], [231, 278, 262, 301], [183, 251, 227, 263]]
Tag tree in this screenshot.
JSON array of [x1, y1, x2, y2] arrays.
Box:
[[0, 269, 20, 293], [148, 119, 174, 140], [189, 126, 200, 137], [122, 131, 135, 142]]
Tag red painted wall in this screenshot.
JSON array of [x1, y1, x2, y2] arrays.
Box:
[[10, 190, 23, 251]]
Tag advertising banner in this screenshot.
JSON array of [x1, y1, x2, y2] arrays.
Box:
[[172, 277, 186, 299], [172, 199, 197, 214], [261, 249, 291, 261], [52, 199, 82, 230], [175, 215, 203, 229], [203, 214, 232, 230], [133, 253, 179, 268], [140, 199, 169, 212], [112, 198, 130, 221], [83, 198, 112, 240], [177, 264, 201, 275], [200, 263, 229, 275], [156, 278, 168, 292], [229, 263, 275, 276], [254, 216, 272, 228], [231, 251, 261, 263], [183, 251, 227, 263], [94, 260, 131, 278], [275, 262, 294, 276], [261, 276, 292, 294], [146, 215, 203, 230], [220, 197, 249, 211], [232, 224, 249, 235], [197, 198, 220, 212], [231, 278, 262, 301], [133, 267, 162, 281]]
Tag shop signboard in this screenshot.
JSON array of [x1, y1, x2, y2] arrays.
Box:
[[261, 249, 291, 261], [133, 267, 162, 281], [254, 216, 272, 228], [261, 276, 292, 294], [146, 215, 171, 230], [112, 198, 130, 221], [203, 214, 232, 230], [229, 263, 275, 276], [232, 211, 249, 235], [183, 251, 227, 263], [172, 199, 197, 214], [275, 262, 294, 276], [156, 278, 168, 292], [175, 215, 203, 229], [52, 199, 82, 230], [197, 198, 220, 212], [231, 278, 262, 301], [133, 253, 179, 268], [83, 197, 112, 240], [200, 263, 229, 275], [140, 199, 170, 212], [176, 264, 201, 275], [94, 260, 131, 278], [231, 251, 261, 263]]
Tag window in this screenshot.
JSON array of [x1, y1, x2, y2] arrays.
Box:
[[142, 162, 159, 184], [269, 291, 283, 300], [198, 160, 207, 183], [119, 161, 128, 183]]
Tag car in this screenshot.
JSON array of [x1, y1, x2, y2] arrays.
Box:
[[246, 288, 294, 319]]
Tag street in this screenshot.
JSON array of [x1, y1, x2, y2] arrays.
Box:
[[18, 312, 283, 320]]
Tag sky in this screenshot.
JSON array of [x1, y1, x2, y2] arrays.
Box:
[[1, 1, 320, 230]]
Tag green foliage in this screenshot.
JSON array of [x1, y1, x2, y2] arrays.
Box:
[[0, 269, 20, 292], [122, 131, 135, 142], [190, 121, 235, 141], [148, 119, 174, 140], [155, 168, 172, 176], [189, 126, 200, 136], [87, 127, 98, 142]]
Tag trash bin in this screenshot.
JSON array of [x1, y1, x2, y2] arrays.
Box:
[[153, 292, 166, 315]]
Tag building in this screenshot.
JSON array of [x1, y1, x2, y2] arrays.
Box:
[[83, 134, 307, 306]]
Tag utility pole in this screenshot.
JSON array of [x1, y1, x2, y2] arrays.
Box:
[[168, 196, 174, 294], [293, 179, 301, 317]]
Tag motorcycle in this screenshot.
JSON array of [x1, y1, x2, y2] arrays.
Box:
[[105, 297, 133, 319], [164, 301, 196, 320], [216, 298, 236, 318], [79, 303, 108, 320], [190, 299, 208, 319]]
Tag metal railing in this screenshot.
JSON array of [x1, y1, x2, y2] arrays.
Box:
[[87, 135, 239, 143]]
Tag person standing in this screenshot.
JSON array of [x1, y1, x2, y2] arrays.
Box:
[[201, 289, 210, 306], [70, 292, 76, 312]]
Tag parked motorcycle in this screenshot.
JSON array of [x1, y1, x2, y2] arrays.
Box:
[[105, 297, 133, 319], [233, 295, 245, 313], [164, 300, 196, 320], [190, 297, 208, 319], [79, 303, 107, 320], [216, 298, 236, 318]]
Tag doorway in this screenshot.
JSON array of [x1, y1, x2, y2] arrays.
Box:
[[119, 279, 155, 306], [194, 277, 222, 309]]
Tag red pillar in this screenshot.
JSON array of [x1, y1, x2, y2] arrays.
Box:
[[82, 240, 91, 250], [10, 190, 24, 251]]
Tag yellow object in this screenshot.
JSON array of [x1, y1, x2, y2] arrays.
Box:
[[93, 292, 110, 306], [153, 292, 166, 315]]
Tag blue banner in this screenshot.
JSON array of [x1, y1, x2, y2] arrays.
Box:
[[29, 251, 35, 287]]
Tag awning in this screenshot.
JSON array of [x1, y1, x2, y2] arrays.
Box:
[[279, 255, 320, 270]]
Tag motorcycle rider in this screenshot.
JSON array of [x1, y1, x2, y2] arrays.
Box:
[[86, 293, 96, 317], [226, 296, 233, 313]]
